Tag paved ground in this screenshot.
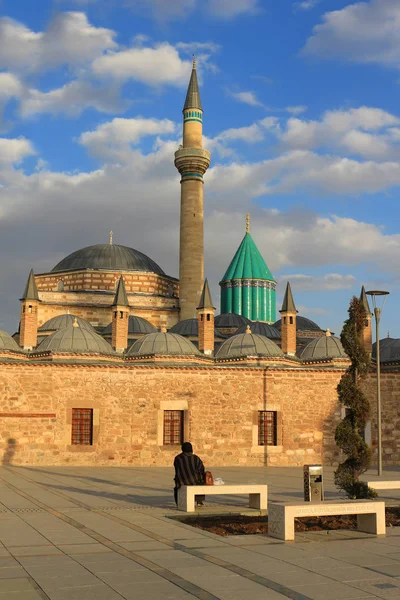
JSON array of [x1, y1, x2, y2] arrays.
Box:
[[1, 465, 400, 599]]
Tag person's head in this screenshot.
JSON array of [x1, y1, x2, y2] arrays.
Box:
[[181, 442, 193, 453]]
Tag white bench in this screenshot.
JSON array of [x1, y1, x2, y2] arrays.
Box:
[[178, 484, 268, 513], [367, 480, 400, 490], [268, 499, 386, 541]]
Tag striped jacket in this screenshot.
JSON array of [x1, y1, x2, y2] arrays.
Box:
[[174, 452, 205, 488]]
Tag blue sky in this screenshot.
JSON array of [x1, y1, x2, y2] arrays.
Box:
[[0, 0, 399, 339]]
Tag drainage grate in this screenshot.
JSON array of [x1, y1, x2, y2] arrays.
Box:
[[12, 508, 44, 514]]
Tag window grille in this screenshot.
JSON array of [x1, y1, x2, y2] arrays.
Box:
[[71, 408, 93, 445], [258, 411, 277, 446], [163, 410, 184, 445]]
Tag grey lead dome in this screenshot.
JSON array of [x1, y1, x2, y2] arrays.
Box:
[[36, 323, 115, 354], [300, 335, 347, 360], [52, 244, 165, 275], [127, 332, 200, 356], [216, 333, 283, 359]]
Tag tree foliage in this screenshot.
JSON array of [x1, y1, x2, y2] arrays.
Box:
[[334, 296, 377, 499]]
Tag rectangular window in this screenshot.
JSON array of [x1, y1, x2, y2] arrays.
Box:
[[163, 410, 184, 445], [258, 411, 277, 446], [71, 408, 93, 445]]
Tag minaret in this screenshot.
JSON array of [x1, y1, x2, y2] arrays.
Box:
[[175, 57, 210, 320], [280, 282, 297, 355], [20, 269, 40, 350], [111, 276, 130, 353], [360, 285, 372, 355], [197, 279, 215, 355]]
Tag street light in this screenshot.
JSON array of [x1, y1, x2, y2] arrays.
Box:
[[366, 290, 390, 476]]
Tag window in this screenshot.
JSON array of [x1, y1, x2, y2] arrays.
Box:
[[258, 411, 277, 446], [163, 410, 184, 445], [71, 408, 93, 445]]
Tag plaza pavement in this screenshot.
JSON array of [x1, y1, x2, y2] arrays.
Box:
[[1, 465, 400, 599]]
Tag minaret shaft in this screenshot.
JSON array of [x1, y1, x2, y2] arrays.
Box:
[[175, 60, 210, 320]]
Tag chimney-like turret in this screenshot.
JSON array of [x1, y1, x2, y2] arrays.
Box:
[[197, 279, 215, 355], [20, 269, 40, 350], [280, 282, 297, 355], [111, 276, 130, 353], [360, 285, 372, 355]]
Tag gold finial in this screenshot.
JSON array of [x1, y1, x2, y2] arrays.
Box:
[[192, 54, 196, 69], [246, 213, 250, 234], [246, 325, 252, 334], [73, 317, 79, 328], [160, 325, 167, 333], [109, 231, 113, 245], [325, 328, 331, 337]]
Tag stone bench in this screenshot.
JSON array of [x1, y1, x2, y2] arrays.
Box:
[[367, 481, 400, 490], [268, 499, 386, 541], [177, 484, 268, 513]]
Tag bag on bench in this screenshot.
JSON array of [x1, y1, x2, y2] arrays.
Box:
[[204, 471, 213, 486]]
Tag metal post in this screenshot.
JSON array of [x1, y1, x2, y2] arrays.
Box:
[[375, 307, 382, 476]]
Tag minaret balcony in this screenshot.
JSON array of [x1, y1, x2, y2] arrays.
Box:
[[174, 147, 211, 177]]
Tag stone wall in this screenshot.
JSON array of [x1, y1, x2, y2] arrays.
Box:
[[0, 362, 345, 467]]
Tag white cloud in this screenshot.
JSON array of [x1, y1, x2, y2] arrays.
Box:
[[0, 137, 35, 163], [303, 0, 400, 69], [79, 117, 177, 160], [0, 73, 23, 100], [20, 80, 122, 117], [124, 0, 259, 20], [295, 0, 320, 10], [281, 273, 356, 291], [229, 90, 264, 107], [286, 105, 308, 115], [207, 0, 260, 18], [92, 43, 192, 86], [0, 12, 116, 73], [277, 107, 400, 160]]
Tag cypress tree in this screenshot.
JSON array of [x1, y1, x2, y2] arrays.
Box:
[[334, 296, 377, 499]]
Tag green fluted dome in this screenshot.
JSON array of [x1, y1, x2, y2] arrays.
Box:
[[220, 231, 276, 323], [300, 335, 347, 361], [221, 233, 274, 281]]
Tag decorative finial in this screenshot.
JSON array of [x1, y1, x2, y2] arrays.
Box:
[[73, 317, 79, 328], [109, 231, 113, 245], [388, 331, 390, 338], [246, 213, 250, 234], [67, 308, 70, 315], [246, 324, 252, 334], [160, 324, 167, 333], [192, 54, 196, 69], [325, 328, 331, 337]]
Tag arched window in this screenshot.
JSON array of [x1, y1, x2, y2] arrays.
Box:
[[57, 280, 64, 292]]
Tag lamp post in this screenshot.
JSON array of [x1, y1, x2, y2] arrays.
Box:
[[366, 290, 389, 476]]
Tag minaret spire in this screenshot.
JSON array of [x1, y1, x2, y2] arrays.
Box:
[[175, 58, 210, 321]]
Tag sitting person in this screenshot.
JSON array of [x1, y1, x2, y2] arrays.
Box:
[[173, 442, 206, 507]]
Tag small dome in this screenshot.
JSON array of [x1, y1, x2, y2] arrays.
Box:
[[102, 316, 157, 336], [36, 322, 115, 354], [372, 338, 400, 363], [127, 332, 200, 356], [169, 318, 220, 338], [0, 330, 21, 353], [52, 244, 165, 275], [274, 315, 322, 332], [236, 321, 280, 340], [214, 313, 251, 329], [300, 335, 347, 360], [216, 332, 283, 359], [39, 314, 94, 332]]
